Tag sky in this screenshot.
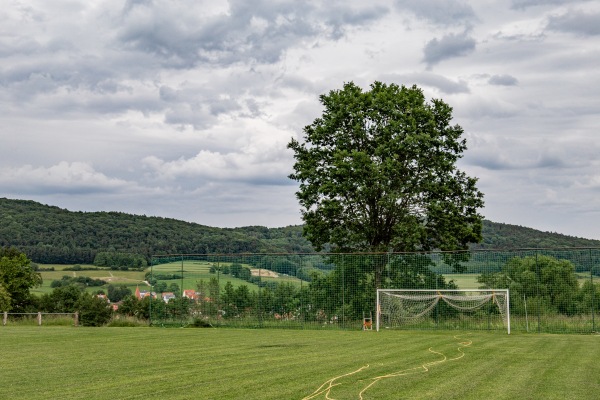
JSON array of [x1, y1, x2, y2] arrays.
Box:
[[1, 0, 599, 239]]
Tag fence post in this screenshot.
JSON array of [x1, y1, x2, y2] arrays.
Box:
[[74, 312, 79, 327], [37, 312, 42, 326], [3, 311, 6, 326]]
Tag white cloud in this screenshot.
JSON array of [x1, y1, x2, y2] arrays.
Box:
[[1, 0, 599, 239], [0, 162, 131, 195]]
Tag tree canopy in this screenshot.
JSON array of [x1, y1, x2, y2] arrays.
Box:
[[288, 81, 484, 285], [0, 247, 42, 311]]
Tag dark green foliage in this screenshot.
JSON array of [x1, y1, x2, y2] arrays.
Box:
[[288, 82, 484, 253], [0, 247, 42, 311], [154, 281, 168, 293], [107, 284, 132, 302], [288, 82, 484, 288], [258, 255, 300, 276], [115, 295, 162, 320], [39, 284, 83, 313], [94, 251, 147, 269], [478, 255, 582, 315], [473, 220, 600, 250], [76, 292, 113, 326], [63, 265, 101, 271], [0, 198, 313, 264], [190, 317, 213, 327], [1, 198, 598, 268], [50, 275, 107, 288], [168, 283, 180, 294], [145, 272, 181, 285]]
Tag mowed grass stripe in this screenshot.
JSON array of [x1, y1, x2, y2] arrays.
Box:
[[1, 328, 600, 399]]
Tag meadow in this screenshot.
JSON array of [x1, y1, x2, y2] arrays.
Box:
[[1, 326, 598, 399], [151, 260, 305, 291], [31, 261, 306, 298], [31, 264, 147, 295]]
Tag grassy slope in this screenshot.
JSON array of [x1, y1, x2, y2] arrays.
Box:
[[31, 261, 305, 297], [32, 265, 147, 295], [1, 327, 598, 400], [149, 261, 305, 291]]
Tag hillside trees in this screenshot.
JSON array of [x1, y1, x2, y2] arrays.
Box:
[[93, 251, 147, 270], [288, 81, 484, 289], [0, 247, 42, 311], [478, 255, 581, 315]]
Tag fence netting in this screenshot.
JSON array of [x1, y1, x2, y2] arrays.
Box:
[[149, 249, 599, 334]]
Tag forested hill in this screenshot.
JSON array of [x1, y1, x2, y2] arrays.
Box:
[[0, 198, 312, 263], [475, 220, 600, 249], [1, 198, 599, 264]]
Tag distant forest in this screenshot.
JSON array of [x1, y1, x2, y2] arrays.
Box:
[[1, 198, 599, 264]]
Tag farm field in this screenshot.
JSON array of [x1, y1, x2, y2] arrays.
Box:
[[31, 265, 147, 295], [30, 260, 306, 297], [443, 274, 480, 289], [151, 260, 306, 292], [1, 327, 599, 399]]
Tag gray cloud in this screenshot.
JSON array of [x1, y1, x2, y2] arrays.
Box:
[[381, 72, 470, 94], [510, 0, 568, 10], [117, 0, 388, 68], [395, 0, 477, 26], [547, 10, 600, 36], [488, 74, 518, 86], [423, 32, 476, 66]]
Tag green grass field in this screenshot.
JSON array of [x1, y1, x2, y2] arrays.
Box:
[[443, 274, 480, 289], [1, 327, 598, 399], [31, 261, 306, 298], [152, 260, 306, 291], [32, 265, 147, 295]]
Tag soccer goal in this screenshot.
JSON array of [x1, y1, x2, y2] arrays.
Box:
[[376, 289, 510, 334]]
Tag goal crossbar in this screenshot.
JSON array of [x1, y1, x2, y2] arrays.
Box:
[[376, 289, 510, 334]]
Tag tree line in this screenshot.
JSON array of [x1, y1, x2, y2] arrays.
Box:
[[2, 198, 599, 268]]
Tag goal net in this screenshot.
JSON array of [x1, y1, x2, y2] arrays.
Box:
[[376, 289, 510, 334]]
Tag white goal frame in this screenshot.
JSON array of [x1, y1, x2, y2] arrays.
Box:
[[376, 289, 510, 334]]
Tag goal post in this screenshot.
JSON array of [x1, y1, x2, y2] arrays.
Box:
[[376, 289, 510, 334]]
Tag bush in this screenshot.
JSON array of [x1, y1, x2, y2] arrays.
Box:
[[76, 293, 113, 326], [190, 317, 213, 328]]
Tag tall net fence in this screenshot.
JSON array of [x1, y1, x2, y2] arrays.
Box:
[[149, 248, 600, 333]]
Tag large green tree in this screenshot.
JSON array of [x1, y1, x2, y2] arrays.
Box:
[[478, 255, 581, 315], [0, 247, 42, 311], [288, 82, 484, 287]]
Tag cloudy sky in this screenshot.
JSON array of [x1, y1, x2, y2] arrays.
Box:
[[1, 0, 599, 239]]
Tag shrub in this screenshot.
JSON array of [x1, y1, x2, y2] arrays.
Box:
[[76, 293, 112, 326]]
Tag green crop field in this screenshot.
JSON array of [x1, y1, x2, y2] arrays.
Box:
[[152, 260, 306, 292], [31, 260, 307, 296], [443, 274, 480, 289], [31, 265, 147, 295], [1, 327, 599, 399]]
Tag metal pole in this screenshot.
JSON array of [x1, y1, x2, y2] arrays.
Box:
[[180, 255, 185, 326], [506, 289, 511, 335], [524, 294, 529, 333], [341, 255, 345, 329], [591, 249, 596, 332], [149, 260, 153, 326], [376, 289, 380, 331], [535, 252, 541, 333]]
